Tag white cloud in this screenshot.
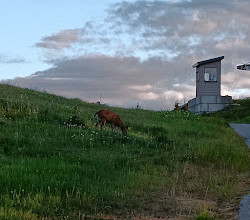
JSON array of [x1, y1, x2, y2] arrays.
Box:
[[0, 55, 26, 64], [164, 91, 185, 102], [137, 92, 160, 100], [232, 88, 250, 99], [128, 85, 152, 91]]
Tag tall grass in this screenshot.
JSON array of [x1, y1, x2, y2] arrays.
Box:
[[211, 98, 250, 123], [0, 84, 249, 219]]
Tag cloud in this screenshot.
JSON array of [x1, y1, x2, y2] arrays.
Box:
[[7, 55, 195, 110], [35, 28, 92, 50], [106, 0, 250, 59], [128, 85, 153, 91], [35, 0, 250, 62], [0, 55, 26, 63], [137, 92, 160, 100], [6, 0, 250, 110]]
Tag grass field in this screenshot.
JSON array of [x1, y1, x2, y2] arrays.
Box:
[[212, 98, 250, 123], [0, 84, 249, 219]]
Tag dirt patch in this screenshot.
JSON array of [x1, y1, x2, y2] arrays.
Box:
[[86, 214, 118, 220], [85, 196, 216, 220], [85, 215, 188, 220]]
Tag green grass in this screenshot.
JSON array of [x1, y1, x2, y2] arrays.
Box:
[[211, 98, 250, 123], [0, 84, 249, 219], [195, 211, 215, 220]]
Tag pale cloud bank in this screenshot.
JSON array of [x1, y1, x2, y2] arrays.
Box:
[[8, 55, 194, 110]]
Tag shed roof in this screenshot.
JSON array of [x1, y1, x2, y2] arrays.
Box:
[[192, 56, 224, 68], [236, 63, 250, 71]]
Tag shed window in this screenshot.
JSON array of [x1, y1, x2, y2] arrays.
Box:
[[204, 68, 217, 82]]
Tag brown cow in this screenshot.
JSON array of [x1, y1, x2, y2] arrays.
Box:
[[94, 109, 127, 134]]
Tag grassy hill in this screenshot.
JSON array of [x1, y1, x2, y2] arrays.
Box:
[[0, 84, 249, 220], [212, 98, 250, 123]]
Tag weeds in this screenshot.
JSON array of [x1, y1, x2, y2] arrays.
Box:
[[0, 84, 249, 219]]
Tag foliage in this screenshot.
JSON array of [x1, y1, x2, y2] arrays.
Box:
[[0, 84, 249, 219], [211, 98, 250, 123], [195, 212, 215, 220]]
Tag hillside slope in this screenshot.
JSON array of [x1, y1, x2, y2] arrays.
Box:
[[212, 98, 250, 123], [0, 84, 249, 219]]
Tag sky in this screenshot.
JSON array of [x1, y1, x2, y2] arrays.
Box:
[[1, 0, 250, 110]]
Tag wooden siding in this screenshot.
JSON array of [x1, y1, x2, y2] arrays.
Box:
[[196, 60, 221, 97]]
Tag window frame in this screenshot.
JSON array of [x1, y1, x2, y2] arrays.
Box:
[[204, 67, 217, 82]]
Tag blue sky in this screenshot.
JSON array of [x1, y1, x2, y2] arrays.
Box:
[[1, 0, 250, 110], [0, 0, 115, 79]]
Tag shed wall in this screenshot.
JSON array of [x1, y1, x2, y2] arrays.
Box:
[[196, 61, 221, 96]]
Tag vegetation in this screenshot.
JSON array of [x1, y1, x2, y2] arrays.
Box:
[[211, 98, 250, 123], [0, 84, 249, 219]]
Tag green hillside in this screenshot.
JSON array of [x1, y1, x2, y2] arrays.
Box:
[[212, 98, 250, 123], [0, 84, 249, 219]]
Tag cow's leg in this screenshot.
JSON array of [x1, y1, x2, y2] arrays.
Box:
[[111, 124, 115, 132]]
